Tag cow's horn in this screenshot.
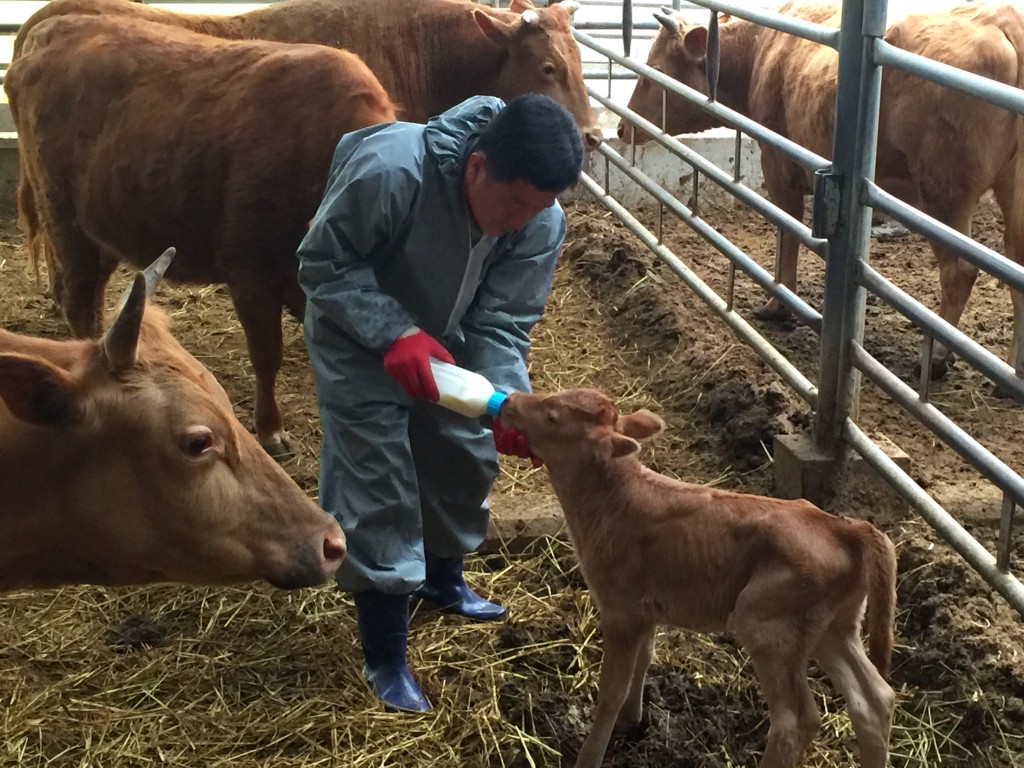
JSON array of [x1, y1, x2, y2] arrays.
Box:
[[521, 9, 540, 26], [140, 246, 176, 297], [654, 11, 680, 32], [559, 0, 580, 14], [110, 246, 176, 317], [102, 272, 146, 372]]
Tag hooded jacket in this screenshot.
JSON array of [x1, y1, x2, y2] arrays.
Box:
[[297, 96, 567, 395]]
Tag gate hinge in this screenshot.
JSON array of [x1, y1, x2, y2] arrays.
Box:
[[812, 168, 842, 239]]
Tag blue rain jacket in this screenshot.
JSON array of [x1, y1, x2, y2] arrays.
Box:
[[298, 95, 567, 394]]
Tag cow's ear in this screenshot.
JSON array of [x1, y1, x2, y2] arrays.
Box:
[[606, 433, 641, 459], [683, 26, 709, 59], [0, 353, 82, 427], [618, 410, 665, 441], [474, 8, 519, 45]]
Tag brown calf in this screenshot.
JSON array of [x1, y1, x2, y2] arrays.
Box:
[[0, 251, 347, 591], [620, 2, 1024, 381], [500, 388, 897, 768]]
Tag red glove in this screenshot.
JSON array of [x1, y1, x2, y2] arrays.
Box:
[[383, 330, 454, 402], [493, 418, 543, 467]]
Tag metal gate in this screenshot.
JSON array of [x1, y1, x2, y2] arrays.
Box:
[[572, 0, 1024, 617]]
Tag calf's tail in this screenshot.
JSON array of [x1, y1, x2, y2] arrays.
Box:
[[865, 526, 898, 679]]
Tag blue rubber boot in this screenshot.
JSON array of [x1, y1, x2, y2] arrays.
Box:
[[353, 590, 431, 712], [415, 554, 506, 621]]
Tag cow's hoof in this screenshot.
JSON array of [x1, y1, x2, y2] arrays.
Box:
[[991, 382, 1023, 401], [262, 434, 295, 462], [912, 356, 952, 381], [752, 302, 793, 324]]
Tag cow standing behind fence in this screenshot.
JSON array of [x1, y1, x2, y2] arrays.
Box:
[[9, 0, 601, 457], [0, 251, 347, 591], [620, 2, 1024, 386], [499, 387, 898, 768]]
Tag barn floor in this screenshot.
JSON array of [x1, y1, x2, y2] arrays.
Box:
[[1, 196, 1022, 767]]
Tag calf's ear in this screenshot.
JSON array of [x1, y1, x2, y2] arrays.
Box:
[[0, 354, 82, 427], [617, 409, 665, 441], [607, 433, 641, 458]]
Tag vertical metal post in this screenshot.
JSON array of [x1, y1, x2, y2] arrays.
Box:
[[622, 0, 633, 58], [733, 129, 743, 184], [814, 0, 887, 453], [998, 493, 1016, 571]]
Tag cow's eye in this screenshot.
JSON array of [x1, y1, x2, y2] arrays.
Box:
[[542, 61, 557, 76], [181, 428, 215, 458]]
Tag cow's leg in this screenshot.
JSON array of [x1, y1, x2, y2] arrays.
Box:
[[992, 176, 1024, 391], [914, 161, 985, 378], [756, 152, 806, 322], [228, 283, 290, 459], [613, 623, 655, 735], [574, 616, 647, 768], [814, 624, 895, 768], [47, 229, 116, 339]]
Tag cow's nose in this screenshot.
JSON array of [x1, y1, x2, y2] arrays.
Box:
[[616, 121, 626, 139], [322, 530, 347, 577], [584, 126, 603, 150]]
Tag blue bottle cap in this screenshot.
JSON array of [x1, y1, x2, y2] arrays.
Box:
[[486, 391, 508, 419]]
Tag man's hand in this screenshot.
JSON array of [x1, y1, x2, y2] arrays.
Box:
[[383, 330, 454, 401], [492, 418, 543, 467]]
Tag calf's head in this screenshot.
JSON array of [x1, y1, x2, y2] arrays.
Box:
[[617, 9, 721, 144], [0, 252, 345, 591], [500, 388, 664, 467], [475, 0, 603, 150]]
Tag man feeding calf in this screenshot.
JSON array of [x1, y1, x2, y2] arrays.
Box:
[[500, 387, 898, 768]]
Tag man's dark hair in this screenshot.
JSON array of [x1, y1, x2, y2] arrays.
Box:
[[474, 94, 585, 193]]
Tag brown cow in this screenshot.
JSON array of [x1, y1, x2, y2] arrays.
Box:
[[5, 14, 397, 457], [10, 0, 600, 456], [619, 2, 1024, 381], [0, 250, 347, 591], [499, 387, 898, 768], [12, 0, 601, 145]]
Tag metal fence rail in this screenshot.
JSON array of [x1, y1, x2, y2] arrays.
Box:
[[583, 0, 1024, 617]]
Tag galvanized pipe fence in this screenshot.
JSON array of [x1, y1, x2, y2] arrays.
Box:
[[579, 0, 1024, 616]]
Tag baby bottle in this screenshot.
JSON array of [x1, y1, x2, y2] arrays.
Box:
[[428, 359, 508, 418]]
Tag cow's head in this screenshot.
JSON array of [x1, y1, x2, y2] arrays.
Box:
[[617, 9, 722, 144], [0, 249, 346, 591], [500, 388, 664, 466], [474, 0, 603, 151]]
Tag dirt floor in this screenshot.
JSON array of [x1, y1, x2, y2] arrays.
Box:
[[1, 193, 1022, 767]]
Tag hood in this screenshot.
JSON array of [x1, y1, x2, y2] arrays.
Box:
[[424, 96, 506, 180]]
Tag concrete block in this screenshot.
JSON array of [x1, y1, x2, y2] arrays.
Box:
[[774, 432, 839, 506], [580, 123, 764, 209], [775, 430, 912, 512]]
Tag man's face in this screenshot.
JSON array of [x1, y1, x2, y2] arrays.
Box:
[[462, 151, 559, 236]]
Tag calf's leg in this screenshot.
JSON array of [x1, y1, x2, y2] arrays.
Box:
[[614, 624, 655, 735], [815, 625, 895, 768], [574, 616, 648, 768], [745, 636, 820, 768]]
